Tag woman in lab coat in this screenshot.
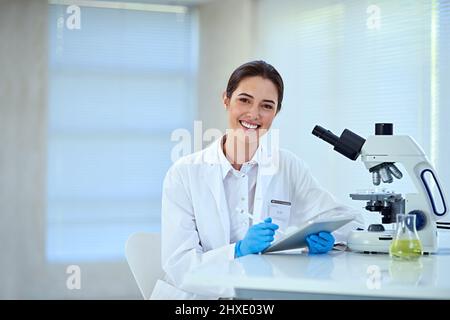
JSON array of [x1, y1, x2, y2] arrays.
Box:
[[152, 60, 364, 299]]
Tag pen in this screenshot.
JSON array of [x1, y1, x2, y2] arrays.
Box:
[[240, 209, 285, 235]]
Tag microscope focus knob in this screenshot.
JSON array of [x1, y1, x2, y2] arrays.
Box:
[[407, 210, 427, 231]]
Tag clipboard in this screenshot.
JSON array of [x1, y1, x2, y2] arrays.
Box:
[[262, 215, 354, 254]]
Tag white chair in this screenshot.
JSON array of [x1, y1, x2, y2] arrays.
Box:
[[125, 232, 164, 300]]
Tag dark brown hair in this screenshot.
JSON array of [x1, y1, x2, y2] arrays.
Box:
[[226, 60, 284, 112]]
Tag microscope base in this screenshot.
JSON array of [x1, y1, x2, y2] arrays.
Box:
[[347, 229, 437, 254], [347, 230, 393, 253]]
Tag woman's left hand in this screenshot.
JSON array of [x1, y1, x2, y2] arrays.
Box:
[[306, 231, 335, 254]]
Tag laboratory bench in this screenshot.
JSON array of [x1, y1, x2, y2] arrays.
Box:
[[184, 245, 450, 299]]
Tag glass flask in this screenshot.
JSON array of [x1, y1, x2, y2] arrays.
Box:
[[389, 214, 423, 260]]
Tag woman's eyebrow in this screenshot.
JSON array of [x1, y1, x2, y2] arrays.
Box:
[[262, 99, 276, 105], [237, 93, 254, 99], [238, 93, 275, 105]]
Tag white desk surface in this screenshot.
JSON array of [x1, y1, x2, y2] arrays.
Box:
[[185, 245, 450, 299]]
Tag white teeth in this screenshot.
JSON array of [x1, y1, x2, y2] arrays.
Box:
[[240, 120, 258, 129]]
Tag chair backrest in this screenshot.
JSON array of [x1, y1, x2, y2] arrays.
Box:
[[125, 232, 164, 299]]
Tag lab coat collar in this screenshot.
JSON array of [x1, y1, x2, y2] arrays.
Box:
[[216, 135, 262, 180], [216, 136, 234, 180]]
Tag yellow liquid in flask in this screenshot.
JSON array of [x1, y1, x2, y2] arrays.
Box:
[[389, 239, 423, 260]]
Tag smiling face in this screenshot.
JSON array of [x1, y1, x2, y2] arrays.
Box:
[[223, 76, 278, 142]]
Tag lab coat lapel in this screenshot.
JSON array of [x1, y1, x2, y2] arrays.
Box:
[[253, 169, 275, 220], [203, 141, 230, 244], [253, 133, 279, 220]]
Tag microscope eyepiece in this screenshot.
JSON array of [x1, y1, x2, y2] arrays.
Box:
[[375, 123, 393, 135], [312, 125, 366, 161], [312, 125, 339, 146]]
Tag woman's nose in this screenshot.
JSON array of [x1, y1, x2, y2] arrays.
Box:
[[247, 103, 260, 119]]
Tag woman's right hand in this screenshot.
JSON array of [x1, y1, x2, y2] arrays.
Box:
[[235, 217, 279, 258]]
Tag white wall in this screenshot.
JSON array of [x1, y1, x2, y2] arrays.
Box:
[[0, 0, 49, 299], [197, 0, 255, 138]]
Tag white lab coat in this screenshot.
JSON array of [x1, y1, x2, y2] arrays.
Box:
[[151, 136, 364, 299]]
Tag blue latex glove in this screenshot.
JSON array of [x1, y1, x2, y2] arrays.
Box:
[[235, 217, 279, 258], [306, 231, 335, 254]]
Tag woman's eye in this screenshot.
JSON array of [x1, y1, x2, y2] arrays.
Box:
[[239, 98, 250, 103], [263, 104, 274, 109]]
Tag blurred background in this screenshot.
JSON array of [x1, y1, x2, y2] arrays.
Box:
[[0, 0, 449, 298]]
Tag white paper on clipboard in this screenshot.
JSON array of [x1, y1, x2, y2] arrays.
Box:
[[262, 214, 355, 254]]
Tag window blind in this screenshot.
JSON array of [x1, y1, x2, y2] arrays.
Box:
[[47, 3, 196, 261]]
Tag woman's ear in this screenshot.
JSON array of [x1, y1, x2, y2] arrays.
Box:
[[222, 91, 229, 109]]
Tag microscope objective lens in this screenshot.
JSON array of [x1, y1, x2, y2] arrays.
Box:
[[379, 166, 393, 183], [388, 164, 403, 179], [372, 171, 381, 185]]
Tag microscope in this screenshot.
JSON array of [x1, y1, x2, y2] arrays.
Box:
[[312, 123, 448, 254]]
